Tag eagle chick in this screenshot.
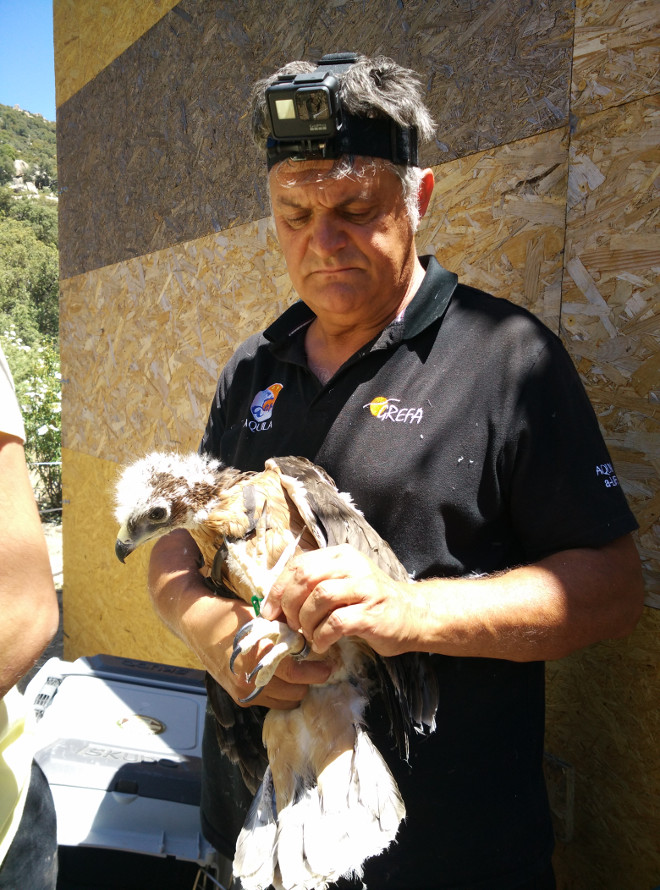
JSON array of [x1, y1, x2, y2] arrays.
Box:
[[115, 452, 438, 890]]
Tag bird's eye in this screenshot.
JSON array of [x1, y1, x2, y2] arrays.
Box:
[[148, 506, 168, 523]]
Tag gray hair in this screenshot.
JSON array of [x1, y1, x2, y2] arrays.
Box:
[[251, 55, 435, 229]]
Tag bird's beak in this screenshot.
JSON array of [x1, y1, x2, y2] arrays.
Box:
[[115, 524, 134, 563], [115, 538, 134, 563]]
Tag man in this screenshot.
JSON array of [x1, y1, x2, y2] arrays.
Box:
[[0, 344, 59, 889], [149, 54, 643, 888]]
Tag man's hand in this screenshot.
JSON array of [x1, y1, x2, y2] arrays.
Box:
[[262, 544, 425, 657], [149, 530, 332, 710]]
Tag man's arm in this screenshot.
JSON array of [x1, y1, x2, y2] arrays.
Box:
[[0, 434, 59, 697], [261, 534, 644, 661], [148, 529, 332, 709]]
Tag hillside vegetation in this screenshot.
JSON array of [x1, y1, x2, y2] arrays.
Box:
[[0, 104, 60, 508], [0, 102, 57, 189]]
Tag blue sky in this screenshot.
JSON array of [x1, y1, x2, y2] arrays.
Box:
[[0, 0, 56, 121]]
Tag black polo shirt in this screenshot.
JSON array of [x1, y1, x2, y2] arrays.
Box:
[[200, 255, 637, 888]]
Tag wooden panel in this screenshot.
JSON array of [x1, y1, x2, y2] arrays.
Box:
[[561, 94, 660, 601], [54, 0, 179, 108], [572, 0, 660, 115], [60, 216, 294, 464], [61, 447, 198, 667], [56, 0, 573, 279]]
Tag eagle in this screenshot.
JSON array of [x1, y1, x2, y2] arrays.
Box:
[[114, 452, 438, 890]]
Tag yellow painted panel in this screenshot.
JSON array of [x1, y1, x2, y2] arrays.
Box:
[[61, 446, 198, 668], [54, 0, 180, 108]]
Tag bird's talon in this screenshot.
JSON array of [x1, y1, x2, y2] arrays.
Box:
[[247, 662, 263, 683], [233, 622, 253, 646], [238, 686, 265, 704], [229, 647, 241, 675]]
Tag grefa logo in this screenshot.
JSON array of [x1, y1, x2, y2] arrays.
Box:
[[363, 396, 424, 424], [247, 383, 283, 432]]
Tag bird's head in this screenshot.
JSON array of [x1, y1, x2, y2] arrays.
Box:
[[114, 451, 223, 562]]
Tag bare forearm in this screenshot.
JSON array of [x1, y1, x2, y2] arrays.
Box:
[[0, 438, 59, 696], [149, 529, 210, 639], [410, 536, 644, 661]]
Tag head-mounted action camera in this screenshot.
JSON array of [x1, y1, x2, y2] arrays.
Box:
[[265, 52, 418, 170]]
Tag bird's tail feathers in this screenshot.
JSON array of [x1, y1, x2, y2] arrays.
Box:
[[255, 726, 404, 890], [233, 766, 278, 890]]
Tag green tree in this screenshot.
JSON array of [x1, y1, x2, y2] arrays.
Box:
[[0, 144, 15, 185], [7, 194, 58, 247], [0, 215, 59, 342], [0, 104, 60, 512]]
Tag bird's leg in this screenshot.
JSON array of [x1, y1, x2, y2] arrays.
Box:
[[230, 525, 308, 702]]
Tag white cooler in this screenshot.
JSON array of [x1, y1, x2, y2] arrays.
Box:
[[25, 654, 227, 890]]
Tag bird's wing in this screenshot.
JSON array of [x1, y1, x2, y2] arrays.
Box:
[[268, 455, 409, 580], [267, 456, 439, 756], [204, 673, 269, 794]]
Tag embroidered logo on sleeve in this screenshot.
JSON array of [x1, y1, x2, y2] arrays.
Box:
[[247, 383, 283, 432], [596, 462, 619, 488], [363, 396, 424, 424]]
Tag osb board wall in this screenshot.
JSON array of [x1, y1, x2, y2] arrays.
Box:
[[417, 128, 568, 330], [572, 0, 659, 116], [53, 0, 179, 108], [61, 447, 199, 669], [543, 87, 660, 888], [562, 94, 660, 604], [56, 0, 573, 280]]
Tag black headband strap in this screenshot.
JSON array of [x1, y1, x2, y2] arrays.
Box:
[[266, 114, 418, 170]]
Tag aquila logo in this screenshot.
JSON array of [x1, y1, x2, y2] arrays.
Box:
[[248, 383, 283, 432], [364, 395, 424, 424]]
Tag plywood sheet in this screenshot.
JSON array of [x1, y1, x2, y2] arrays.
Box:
[[60, 216, 294, 464], [54, 0, 180, 108], [572, 0, 660, 115], [561, 94, 660, 602], [56, 0, 573, 279], [417, 128, 569, 330], [62, 447, 198, 667]]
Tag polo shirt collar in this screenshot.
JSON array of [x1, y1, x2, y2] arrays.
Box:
[[401, 255, 457, 339], [264, 254, 457, 349]]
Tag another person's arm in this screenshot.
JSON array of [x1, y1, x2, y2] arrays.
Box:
[[0, 433, 59, 697]]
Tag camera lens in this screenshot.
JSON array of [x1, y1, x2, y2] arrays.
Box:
[[296, 89, 330, 121]]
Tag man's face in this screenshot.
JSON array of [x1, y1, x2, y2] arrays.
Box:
[[269, 159, 419, 327]]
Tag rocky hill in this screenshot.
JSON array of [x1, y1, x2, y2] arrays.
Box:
[[0, 103, 57, 193]]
